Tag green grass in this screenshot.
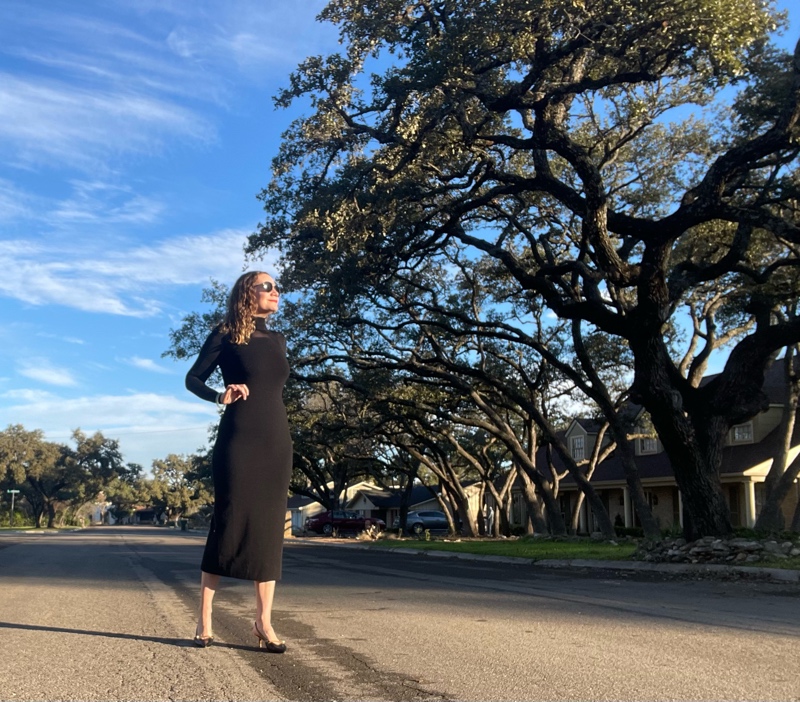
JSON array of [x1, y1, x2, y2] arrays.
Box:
[[756, 556, 800, 570], [368, 536, 800, 570], [370, 537, 638, 561]]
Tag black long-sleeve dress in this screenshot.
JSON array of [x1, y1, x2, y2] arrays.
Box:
[[185, 317, 292, 581]]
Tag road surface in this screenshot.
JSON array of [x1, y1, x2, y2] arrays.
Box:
[[0, 527, 798, 701]]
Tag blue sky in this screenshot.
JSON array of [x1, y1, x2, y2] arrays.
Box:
[[0, 2, 798, 471], [0, 0, 337, 468]]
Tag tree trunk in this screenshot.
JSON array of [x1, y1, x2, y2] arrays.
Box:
[[517, 467, 548, 534], [631, 335, 733, 538], [609, 428, 662, 539], [791, 497, 800, 534], [756, 453, 800, 532], [570, 493, 584, 534], [566, 468, 615, 538], [519, 461, 566, 535], [455, 497, 480, 537], [662, 416, 733, 540], [755, 350, 799, 532], [46, 502, 56, 529], [396, 476, 417, 532]]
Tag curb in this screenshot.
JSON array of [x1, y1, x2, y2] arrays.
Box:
[[534, 558, 800, 582], [291, 539, 800, 583]]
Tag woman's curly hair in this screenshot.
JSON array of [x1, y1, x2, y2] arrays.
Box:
[[219, 271, 267, 345]]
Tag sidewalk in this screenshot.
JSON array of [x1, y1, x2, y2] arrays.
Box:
[[290, 536, 800, 583]]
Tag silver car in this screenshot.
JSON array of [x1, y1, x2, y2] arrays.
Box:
[[394, 510, 450, 535]]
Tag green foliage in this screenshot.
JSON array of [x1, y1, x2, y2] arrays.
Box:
[[248, 0, 800, 538], [149, 453, 212, 522], [0, 424, 130, 527]]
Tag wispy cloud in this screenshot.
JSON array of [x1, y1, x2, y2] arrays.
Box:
[[125, 356, 173, 374], [51, 180, 166, 226], [0, 228, 275, 316], [17, 358, 79, 387], [0, 178, 36, 222], [36, 332, 85, 345], [0, 72, 215, 170], [0, 1, 335, 172]]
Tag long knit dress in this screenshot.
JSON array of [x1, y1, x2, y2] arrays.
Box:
[[185, 317, 292, 582]]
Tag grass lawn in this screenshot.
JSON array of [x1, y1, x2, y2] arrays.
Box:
[[370, 537, 638, 561], [368, 537, 800, 569]]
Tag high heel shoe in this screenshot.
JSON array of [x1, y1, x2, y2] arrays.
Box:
[[253, 621, 287, 653], [193, 626, 214, 648]]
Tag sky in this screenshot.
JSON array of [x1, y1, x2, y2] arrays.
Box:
[[0, 1, 798, 472], [0, 0, 338, 469]]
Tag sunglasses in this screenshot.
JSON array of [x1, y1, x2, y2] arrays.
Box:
[[253, 281, 281, 294]]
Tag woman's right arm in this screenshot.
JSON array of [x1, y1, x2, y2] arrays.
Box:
[[185, 329, 225, 403]]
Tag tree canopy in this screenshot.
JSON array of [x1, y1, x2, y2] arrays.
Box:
[[250, 0, 800, 537]]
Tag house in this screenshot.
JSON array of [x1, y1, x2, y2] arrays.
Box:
[[287, 480, 380, 534], [347, 481, 484, 528], [521, 362, 800, 533], [347, 483, 442, 527]]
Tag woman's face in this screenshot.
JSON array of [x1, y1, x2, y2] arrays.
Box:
[[252, 272, 280, 317]]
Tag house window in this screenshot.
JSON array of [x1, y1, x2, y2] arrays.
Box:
[[571, 435, 585, 461], [732, 422, 753, 443], [639, 437, 658, 454]]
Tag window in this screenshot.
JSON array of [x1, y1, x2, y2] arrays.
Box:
[[639, 436, 658, 454], [571, 435, 585, 461], [732, 422, 753, 443]]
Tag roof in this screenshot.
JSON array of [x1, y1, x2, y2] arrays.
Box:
[[348, 483, 440, 509], [286, 494, 317, 509], [699, 356, 796, 405], [551, 412, 800, 485]]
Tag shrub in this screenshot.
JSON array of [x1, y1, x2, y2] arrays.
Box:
[[615, 526, 644, 537]]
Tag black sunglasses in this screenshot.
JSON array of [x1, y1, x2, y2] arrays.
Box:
[[253, 281, 281, 294]]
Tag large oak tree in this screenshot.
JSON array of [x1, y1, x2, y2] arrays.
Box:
[[251, 0, 800, 537]]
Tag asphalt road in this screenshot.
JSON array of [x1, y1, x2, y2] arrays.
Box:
[[0, 527, 798, 701]]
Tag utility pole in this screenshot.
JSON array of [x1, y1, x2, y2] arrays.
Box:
[[7, 489, 20, 527]]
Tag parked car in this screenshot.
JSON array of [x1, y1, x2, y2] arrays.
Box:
[[305, 510, 386, 536], [393, 510, 451, 535]]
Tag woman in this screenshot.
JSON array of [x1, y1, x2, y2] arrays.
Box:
[[185, 270, 292, 653]]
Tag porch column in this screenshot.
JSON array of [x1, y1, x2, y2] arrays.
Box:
[[678, 490, 684, 528], [744, 481, 757, 528], [623, 487, 632, 528]]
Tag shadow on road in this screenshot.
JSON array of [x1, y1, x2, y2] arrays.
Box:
[[0, 620, 264, 652]]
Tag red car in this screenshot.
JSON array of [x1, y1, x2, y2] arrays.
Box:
[[305, 510, 386, 536]]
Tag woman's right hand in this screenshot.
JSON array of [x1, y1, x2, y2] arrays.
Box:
[[221, 384, 249, 404]]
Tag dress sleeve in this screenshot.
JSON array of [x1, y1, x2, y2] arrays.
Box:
[[185, 328, 225, 403]]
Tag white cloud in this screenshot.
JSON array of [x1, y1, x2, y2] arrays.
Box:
[[0, 178, 36, 222], [17, 358, 79, 387], [36, 332, 85, 345], [0, 390, 219, 468], [0, 72, 215, 171], [51, 180, 166, 226], [162, 1, 337, 73], [125, 356, 173, 374], [0, 1, 336, 172], [0, 228, 275, 317]]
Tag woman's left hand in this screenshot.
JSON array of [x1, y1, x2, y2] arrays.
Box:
[[221, 384, 249, 404]]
